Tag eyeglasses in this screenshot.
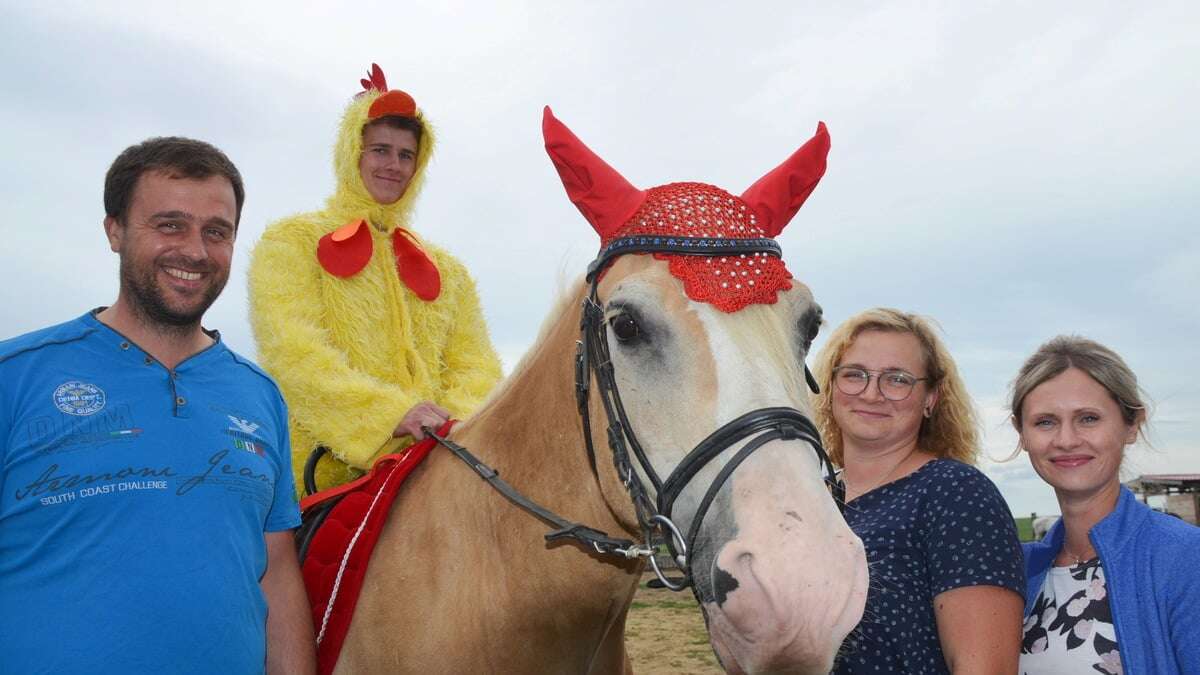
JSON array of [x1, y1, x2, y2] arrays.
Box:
[[831, 366, 930, 402]]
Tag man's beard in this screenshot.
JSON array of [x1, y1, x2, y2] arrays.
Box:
[[119, 255, 227, 333]]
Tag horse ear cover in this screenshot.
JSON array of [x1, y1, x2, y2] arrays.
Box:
[[543, 107, 646, 242], [544, 109, 829, 241], [740, 122, 830, 237], [541, 108, 829, 313]]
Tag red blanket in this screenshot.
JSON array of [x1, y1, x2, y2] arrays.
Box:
[[300, 421, 453, 675]]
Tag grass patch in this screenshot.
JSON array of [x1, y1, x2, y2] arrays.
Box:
[[627, 573, 723, 673], [647, 600, 697, 611], [1014, 516, 1035, 542]]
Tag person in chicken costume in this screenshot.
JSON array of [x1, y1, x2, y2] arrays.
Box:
[[249, 64, 502, 494]]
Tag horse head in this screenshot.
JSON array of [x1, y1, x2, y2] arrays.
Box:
[[545, 108, 868, 674]]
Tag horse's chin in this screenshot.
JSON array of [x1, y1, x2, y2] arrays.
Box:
[[706, 624, 830, 675], [698, 539, 868, 674]]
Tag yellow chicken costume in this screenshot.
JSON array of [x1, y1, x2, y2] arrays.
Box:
[[248, 65, 502, 493]]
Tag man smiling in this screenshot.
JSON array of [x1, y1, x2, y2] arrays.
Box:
[[101, 167, 234, 345], [0, 137, 315, 673], [358, 119, 419, 204], [248, 65, 501, 494]]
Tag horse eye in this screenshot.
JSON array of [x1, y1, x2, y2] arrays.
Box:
[[799, 305, 822, 352], [609, 313, 641, 342], [805, 320, 820, 343]]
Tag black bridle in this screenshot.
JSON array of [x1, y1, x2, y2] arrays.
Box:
[[430, 234, 843, 591]]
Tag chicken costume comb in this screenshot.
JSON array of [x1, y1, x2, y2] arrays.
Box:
[[543, 107, 829, 313], [359, 63, 418, 120]]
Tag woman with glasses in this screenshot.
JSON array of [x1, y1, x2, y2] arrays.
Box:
[[1012, 336, 1200, 674], [812, 308, 1024, 674]]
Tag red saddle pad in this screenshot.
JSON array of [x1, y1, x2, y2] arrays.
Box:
[[300, 420, 454, 675]]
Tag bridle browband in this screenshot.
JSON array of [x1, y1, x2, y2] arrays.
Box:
[[586, 235, 782, 280], [430, 235, 844, 591]]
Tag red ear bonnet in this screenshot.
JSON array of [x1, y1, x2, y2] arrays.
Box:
[[543, 109, 829, 313], [740, 122, 830, 237], [542, 107, 646, 241]]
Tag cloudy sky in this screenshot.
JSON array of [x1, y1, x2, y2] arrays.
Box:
[[3, 2, 1196, 516]]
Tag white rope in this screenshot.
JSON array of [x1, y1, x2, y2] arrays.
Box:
[[315, 462, 402, 645]]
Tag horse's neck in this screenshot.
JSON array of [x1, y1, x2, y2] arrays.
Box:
[[456, 282, 637, 557], [341, 284, 642, 672]]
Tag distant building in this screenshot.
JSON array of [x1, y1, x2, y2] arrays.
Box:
[[1125, 474, 1200, 525]]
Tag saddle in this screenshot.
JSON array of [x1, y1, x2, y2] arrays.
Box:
[[295, 420, 454, 675]]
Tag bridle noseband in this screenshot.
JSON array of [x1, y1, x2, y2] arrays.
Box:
[[431, 235, 843, 591]]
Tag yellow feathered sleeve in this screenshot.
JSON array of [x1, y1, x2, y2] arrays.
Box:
[[434, 257, 503, 418], [248, 216, 419, 488]]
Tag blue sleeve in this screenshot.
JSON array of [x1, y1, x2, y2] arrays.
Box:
[[922, 466, 1025, 598], [1165, 526, 1200, 669], [263, 394, 300, 532]]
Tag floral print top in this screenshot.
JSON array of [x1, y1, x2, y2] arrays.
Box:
[[1021, 558, 1122, 674]]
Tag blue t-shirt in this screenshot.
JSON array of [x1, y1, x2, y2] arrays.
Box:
[[0, 312, 301, 674], [833, 459, 1025, 674]]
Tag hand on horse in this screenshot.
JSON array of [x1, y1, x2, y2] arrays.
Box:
[[393, 401, 451, 440]]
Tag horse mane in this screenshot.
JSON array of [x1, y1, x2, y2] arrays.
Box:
[[462, 276, 587, 432]]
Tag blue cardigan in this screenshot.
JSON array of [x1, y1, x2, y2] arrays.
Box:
[[1023, 486, 1200, 674]]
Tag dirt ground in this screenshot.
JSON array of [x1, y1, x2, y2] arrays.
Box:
[[623, 575, 723, 674]]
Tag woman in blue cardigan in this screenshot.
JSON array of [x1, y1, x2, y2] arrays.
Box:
[[1011, 336, 1200, 674]]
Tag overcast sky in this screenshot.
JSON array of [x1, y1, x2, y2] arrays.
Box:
[[3, 2, 1196, 516]]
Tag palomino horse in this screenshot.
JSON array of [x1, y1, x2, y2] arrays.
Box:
[[333, 110, 869, 674]]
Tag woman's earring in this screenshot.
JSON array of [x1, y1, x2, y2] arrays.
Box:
[[923, 406, 932, 418]]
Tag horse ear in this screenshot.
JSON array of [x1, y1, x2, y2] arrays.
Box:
[[543, 107, 645, 241], [740, 122, 830, 237]]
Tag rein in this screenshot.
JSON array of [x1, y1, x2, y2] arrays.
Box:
[[424, 428, 649, 559], [430, 235, 843, 591]]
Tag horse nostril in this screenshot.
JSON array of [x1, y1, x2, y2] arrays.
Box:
[[712, 564, 740, 605]]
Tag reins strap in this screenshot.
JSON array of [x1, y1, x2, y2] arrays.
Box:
[[574, 331, 600, 480], [424, 428, 643, 558], [581, 285, 663, 538]]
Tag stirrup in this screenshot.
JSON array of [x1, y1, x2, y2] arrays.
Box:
[[296, 446, 340, 562]]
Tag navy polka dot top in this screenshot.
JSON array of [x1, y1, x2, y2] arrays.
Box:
[[832, 459, 1025, 674]]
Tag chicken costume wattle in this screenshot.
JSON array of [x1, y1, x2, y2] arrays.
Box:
[[248, 65, 502, 493]]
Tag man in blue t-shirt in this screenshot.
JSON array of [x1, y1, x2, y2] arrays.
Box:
[[0, 137, 316, 673]]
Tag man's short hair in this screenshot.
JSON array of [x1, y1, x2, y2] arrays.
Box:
[[363, 115, 424, 142], [104, 136, 245, 226]]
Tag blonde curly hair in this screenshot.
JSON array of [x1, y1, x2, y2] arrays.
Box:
[[811, 308, 980, 467]]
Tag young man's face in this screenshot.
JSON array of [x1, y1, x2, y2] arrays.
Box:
[[103, 170, 237, 328], [358, 124, 419, 205]]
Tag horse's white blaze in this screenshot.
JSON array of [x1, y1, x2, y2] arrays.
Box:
[[604, 274, 720, 485]]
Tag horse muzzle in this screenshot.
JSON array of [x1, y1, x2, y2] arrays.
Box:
[[685, 438, 869, 674]]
